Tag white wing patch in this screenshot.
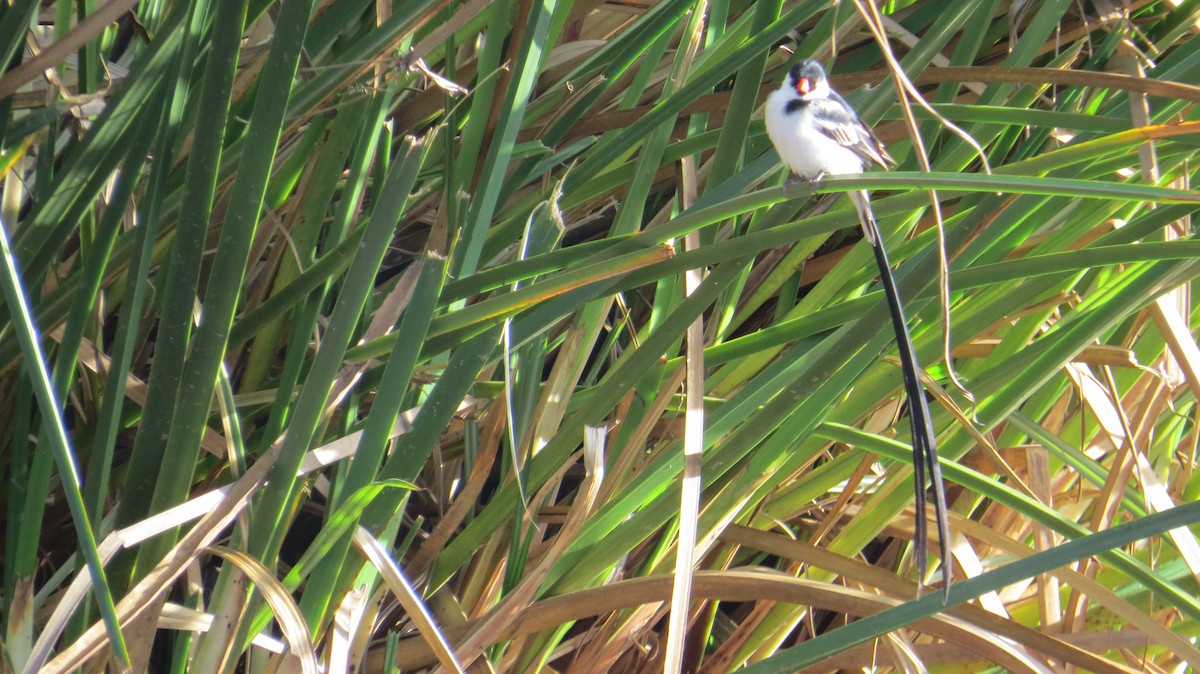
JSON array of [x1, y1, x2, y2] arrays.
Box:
[[809, 98, 894, 170]]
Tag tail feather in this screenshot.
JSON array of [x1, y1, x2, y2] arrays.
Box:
[[849, 191, 876, 246], [855, 197, 953, 601]]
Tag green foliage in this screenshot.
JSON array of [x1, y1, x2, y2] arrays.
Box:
[[2, 1, 1200, 672]]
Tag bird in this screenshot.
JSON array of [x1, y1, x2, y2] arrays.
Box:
[[765, 58, 952, 599]]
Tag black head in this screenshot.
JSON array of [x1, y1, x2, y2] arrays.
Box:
[[787, 59, 828, 97]]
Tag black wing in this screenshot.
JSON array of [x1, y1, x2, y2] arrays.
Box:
[[809, 93, 895, 170]]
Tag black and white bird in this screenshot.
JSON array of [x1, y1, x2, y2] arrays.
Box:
[[766, 59, 952, 598]]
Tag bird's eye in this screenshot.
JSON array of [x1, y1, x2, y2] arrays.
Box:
[[796, 77, 811, 95]]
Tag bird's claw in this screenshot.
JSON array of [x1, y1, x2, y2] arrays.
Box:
[[783, 172, 826, 190], [783, 173, 825, 200]]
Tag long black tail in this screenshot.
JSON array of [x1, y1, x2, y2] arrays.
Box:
[[853, 192, 952, 600]]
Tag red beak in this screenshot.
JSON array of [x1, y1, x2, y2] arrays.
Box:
[[796, 77, 811, 95]]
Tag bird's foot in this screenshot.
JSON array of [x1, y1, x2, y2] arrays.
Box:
[[783, 173, 826, 201], [808, 170, 827, 190], [782, 172, 826, 190]]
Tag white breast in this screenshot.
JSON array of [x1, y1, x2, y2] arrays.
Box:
[[765, 90, 866, 180]]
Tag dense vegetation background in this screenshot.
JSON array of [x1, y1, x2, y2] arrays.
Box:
[[2, 0, 1200, 672]]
